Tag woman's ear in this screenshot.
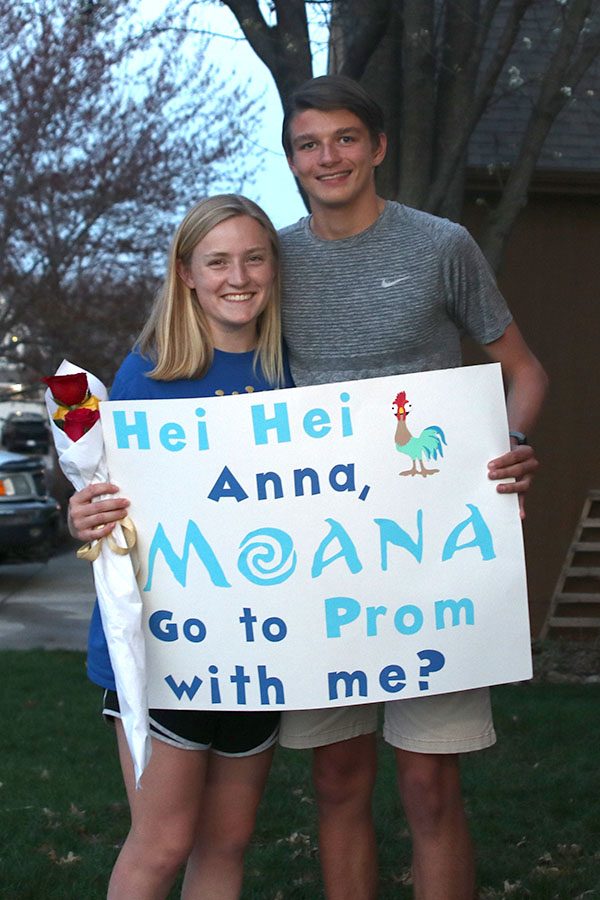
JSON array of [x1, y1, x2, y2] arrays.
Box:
[[176, 259, 194, 289]]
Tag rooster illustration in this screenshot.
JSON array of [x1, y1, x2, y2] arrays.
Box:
[[392, 391, 447, 477]]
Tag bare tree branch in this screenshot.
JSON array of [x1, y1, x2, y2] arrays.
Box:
[[479, 0, 600, 268], [0, 0, 260, 383], [223, 0, 313, 102], [426, 0, 535, 215]]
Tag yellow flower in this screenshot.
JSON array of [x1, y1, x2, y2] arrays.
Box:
[[53, 393, 100, 423]]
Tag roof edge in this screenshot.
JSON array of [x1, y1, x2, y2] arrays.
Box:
[[466, 167, 600, 197]]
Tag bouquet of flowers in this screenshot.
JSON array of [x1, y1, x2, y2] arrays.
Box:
[[44, 360, 151, 785], [45, 370, 100, 440]]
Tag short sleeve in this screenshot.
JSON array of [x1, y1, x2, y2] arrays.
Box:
[[442, 225, 512, 344]]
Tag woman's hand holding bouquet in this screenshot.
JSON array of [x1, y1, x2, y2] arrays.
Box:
[[43, 372, 131, 545], [68, 482, 130, 545]]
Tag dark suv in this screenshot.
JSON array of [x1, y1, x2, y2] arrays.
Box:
[[1, 411, 50, 455], [0, 450, 61, 561]]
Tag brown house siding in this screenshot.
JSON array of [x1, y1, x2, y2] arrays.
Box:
[[463, 189, 600, 637]]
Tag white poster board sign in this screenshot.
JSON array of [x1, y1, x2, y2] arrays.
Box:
[[101, 363, 531, 711]]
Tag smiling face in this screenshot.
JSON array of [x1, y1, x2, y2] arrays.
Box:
[[177, 215, 275, 352], [287, 108, 386, 217]]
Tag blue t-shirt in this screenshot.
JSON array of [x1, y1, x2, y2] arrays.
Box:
[[87, 348, 293, 690]]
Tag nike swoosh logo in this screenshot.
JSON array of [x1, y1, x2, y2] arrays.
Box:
[[381, 275, 410, 288]]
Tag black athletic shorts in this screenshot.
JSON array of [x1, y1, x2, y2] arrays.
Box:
[[102, 690, 279, 757]]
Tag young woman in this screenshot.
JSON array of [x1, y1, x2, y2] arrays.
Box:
[[68, 195, 293, 899]]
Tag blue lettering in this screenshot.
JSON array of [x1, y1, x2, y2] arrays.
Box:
[[303, 408, 331, 438], [258, 665, 285, 704], [312, 518, 363, 578], [379, 665, 407, 693], [435, 597, 475, 629], [144, 521, 231, 590], [340, 392, 353, 436], [294, 467, 320, 496], [208, 466, 249, 502], [324, 596, 361, 638], [327, 669, 368, 699], [208, 665, 221, 703], [238, 528, 297, 585], [442, 504, 496, 561], [113, 410, 150, 450], [148, 609, 178, 641], [230, 665, 251, 704], [329, 463, 356, 493], [165, 674, 202, 700], [366, 605, 387, 636], [196, 408, 209, 450], [375, 512, 423, 567], [262, 617, 287, 642], [251, 402, 291, 445], [182, 618, 207, 642], [160, 422, 186, 451], [239, 607, 258, 641], [393, 604, 423, 635], [256, 471, 283, 500]]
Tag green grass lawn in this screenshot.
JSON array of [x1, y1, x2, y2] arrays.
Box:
[[1, 650, 599, 899]]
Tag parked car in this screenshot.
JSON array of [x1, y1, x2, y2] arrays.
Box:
[[0, 450, 61, 561], [1, 411, 50, 455]]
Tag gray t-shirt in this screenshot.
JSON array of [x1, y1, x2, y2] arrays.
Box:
[[279, 201, 512, 387]]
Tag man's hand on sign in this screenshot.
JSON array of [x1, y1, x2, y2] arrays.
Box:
[[487, 444, 539, 519]]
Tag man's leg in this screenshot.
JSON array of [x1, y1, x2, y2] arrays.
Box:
[[279, 706, 379, 900], [313, 734, 379, 900], [384, 687, 495, 900], [395, 750, 474, 900]]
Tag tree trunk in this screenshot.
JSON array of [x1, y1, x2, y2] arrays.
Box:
[[355, 3, 404, 200]]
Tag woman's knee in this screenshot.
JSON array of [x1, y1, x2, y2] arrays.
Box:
[[216, 816, 257, 857], [127, 820, 196, 875]]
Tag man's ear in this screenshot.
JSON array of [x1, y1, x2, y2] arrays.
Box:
[[176, 260, 194, 289], [286, 154, 298, 178], [373, 132, 387, 167]]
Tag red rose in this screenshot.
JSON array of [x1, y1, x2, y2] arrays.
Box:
[[43, 373, 89, 407], [62, 407, 100, 441]]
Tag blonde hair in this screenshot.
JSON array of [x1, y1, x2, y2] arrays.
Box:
[[137, 194, 284, 385]]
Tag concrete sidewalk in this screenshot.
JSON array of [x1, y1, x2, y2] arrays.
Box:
[[0, 541, 95, 651]]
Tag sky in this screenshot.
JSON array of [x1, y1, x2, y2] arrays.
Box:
[[194, 4, 328, 228]]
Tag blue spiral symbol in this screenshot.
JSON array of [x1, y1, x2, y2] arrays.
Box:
[[238, 528, 297, 586]]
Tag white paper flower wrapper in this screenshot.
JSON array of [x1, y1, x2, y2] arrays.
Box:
[[45, 360, 151, 786]]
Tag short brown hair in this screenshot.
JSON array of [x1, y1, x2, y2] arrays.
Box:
[[282, 75, 385, 157]]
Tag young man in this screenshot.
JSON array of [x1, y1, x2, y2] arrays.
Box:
[[277, 75, 548, 900]]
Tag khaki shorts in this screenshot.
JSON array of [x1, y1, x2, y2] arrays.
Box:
[[279, 687, 496, 754]]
